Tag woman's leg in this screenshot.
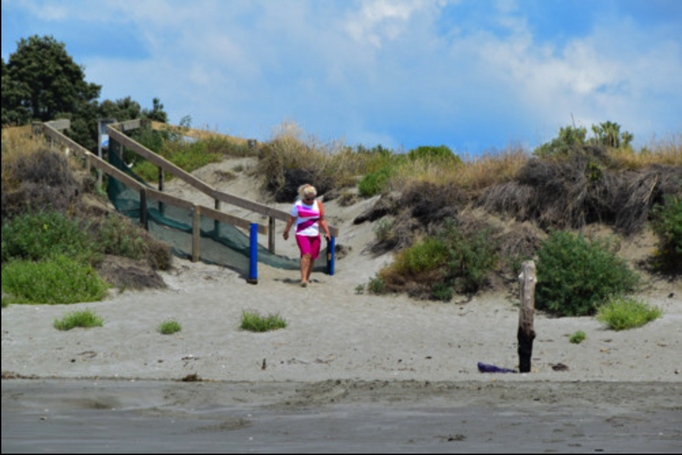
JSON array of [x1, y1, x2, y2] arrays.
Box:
[[300, 253, 311, 285], [306, 235, 321, 282], [306, 257, 315, 282]]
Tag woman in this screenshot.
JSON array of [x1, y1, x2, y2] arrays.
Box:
[[283, 184, 332, 287]]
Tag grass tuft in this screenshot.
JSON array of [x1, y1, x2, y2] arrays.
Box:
[[569, 331, 587, 344], [240, 310, 287, 332], [596, 295, 663, 331], [158, 319, 182, 335], [54, 309, 104, 331]]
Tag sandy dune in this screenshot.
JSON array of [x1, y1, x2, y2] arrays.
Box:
[[2, 156, 681, 385]]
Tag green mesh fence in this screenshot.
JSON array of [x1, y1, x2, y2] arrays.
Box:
[[106, 146, 328, 275]]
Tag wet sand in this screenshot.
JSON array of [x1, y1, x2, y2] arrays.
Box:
[[3, 379, 681, 453]]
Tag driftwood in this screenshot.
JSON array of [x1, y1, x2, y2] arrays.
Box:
[[518, 261, 536, 373]]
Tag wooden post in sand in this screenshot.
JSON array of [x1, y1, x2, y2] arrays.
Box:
[[192, 204, 201, 262], [518, 260, 536, 373]]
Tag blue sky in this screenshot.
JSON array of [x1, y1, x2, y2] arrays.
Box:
[[2, 0, 681, 153]]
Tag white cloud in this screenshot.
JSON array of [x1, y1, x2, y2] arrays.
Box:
[[5, 0, 679, 149]]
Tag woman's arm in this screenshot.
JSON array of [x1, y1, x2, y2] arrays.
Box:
[[318, 201, 332, 240], [283, 215, 296, 241]]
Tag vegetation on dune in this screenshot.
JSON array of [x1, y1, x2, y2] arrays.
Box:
[[535, 230, 640, 317], [130, 116, 257, 183], [1, 132, 171, 304], [2, 34, 680, 311], [650, 191, 682, 273]]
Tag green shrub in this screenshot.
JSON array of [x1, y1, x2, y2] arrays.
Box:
[[240, 310, 287, 332], [54, 309, 104, 331], [358, 165, 397, 197], [131, 124, 256, 183], [378, 221, 501, 299], [534, 125, 587, 157], [597, 295, 662, 331], [432, 282, 454, 302], [393, 237, 448, 276], [407, 145, 462, 165], [2, 255, 110, 304], [536, 231, 640, 316], [569, 331, 587, 344], [158, 319, 182, 335], [1, 210, 96, 263], [650, 192, 682, 271], [367, 274, 386, 294], [440, 223, 500, 294], [96, 213, 147, 261]]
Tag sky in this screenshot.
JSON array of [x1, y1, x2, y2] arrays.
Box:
[[2, 0, 682, 154]]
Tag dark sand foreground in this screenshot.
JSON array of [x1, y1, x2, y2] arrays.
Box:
[[3, 379, 681, 453]]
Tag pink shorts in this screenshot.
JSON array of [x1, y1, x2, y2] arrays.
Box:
[[296, 235, 321, 259]]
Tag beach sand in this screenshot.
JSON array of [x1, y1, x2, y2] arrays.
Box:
[[2, 156, 681, 452]]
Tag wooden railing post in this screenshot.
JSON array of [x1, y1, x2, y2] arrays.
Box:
[[518, 260, 537, 373], [192, 204, 201, 262], [158, 166, 165, 215], [214, 199, 221, 236], [268, 217, 276, 253], [140, 188, 149, 231]]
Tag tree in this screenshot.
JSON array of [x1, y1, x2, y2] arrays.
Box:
[[3, 35, 101, 123], [1, 58, 32, 126], [142, 97, 168, 123], [590, 121, 633, 149], [534, 125, 587, 157], [3, 35, 169, 153], [534, 121, 633, 157]]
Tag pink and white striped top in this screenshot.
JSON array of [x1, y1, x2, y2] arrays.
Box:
[[291, 200, 321, 237]]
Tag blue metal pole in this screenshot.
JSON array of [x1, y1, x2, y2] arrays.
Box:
[[327, 236, 336, 276], [248, 223, 258, 284]]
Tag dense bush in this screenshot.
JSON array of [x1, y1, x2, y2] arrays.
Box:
[[2, 255, 109, 304], [440, 222, 501, 294], [536, 231, 640, 316], [650, 192, 682, 272], [392, 237, 449, 276], [376, 220, 501, 300], [407, 145, 461, 164], [1, 210, 97, 263], [358, 165, 397, 197], [534, 121, 634, 157]]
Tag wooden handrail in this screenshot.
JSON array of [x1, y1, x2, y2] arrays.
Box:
[[107, 121, 340, 237], [40, 121, 268, 234]]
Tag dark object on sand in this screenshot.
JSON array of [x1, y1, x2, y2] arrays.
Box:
[[477, 362, 517, 374], [552, 363, 570, 372]]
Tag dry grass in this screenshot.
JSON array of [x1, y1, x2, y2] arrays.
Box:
[[608, 134, 682, 170], [257, 121, 368, 201], [389, 145, 529, 199], [478, 147, 682, 235], [1, 129, 85, 220]]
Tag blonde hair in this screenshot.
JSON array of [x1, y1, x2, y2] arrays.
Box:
[[298, 184, 317, 199]]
